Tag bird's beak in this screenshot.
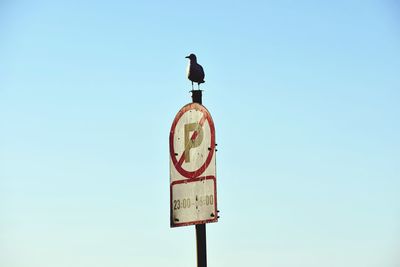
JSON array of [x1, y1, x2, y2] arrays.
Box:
[[185, 56, 189, 59]]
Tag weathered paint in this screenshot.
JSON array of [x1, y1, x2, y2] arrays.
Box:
[[170, 103, 218, 227]]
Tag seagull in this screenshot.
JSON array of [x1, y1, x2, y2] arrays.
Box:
[[185, 54, 205, 90]]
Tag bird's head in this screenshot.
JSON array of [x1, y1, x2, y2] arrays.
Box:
[[185, 53, 197, 61]]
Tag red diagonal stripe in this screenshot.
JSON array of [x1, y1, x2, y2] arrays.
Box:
[[177, 115, 207, 167]]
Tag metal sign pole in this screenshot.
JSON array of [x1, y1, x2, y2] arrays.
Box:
[[191, 89, 207, 267], [196, 224, 207, 267]]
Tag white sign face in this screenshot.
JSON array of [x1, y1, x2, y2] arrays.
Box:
[[169, 103, 218, 227]]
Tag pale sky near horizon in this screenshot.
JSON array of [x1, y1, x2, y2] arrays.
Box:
[[1, 1, 400, 267]]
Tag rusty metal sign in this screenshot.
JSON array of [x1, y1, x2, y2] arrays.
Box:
[[169, 103, 218, 227]]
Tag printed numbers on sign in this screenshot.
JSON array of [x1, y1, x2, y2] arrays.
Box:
[[173, 195, 214, 210], [197, 194, 214, 206], [173, 198, 191, 210]]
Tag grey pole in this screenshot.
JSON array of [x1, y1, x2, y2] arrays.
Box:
[[191, 89, 207, 267], [196, 224, 207, 267], [191, 89, 202, 105]]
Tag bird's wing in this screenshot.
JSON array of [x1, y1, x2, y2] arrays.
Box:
[[198, 64, 205, 82]]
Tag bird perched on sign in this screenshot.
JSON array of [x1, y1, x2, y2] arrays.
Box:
[[185, 53, 205, 90]]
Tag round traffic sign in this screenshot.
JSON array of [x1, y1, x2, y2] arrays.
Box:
[[169, 103, 215, 179]]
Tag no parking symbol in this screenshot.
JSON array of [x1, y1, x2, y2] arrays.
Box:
[[169, 103, 218, 227]]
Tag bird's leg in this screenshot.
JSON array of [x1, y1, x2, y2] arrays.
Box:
[[198, 83, 200, 90], [191, 81, 194, 90]]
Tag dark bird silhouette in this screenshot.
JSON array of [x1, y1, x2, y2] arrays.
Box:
[[185, 54, 205, 90]]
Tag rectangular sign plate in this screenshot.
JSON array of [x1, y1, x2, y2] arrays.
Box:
[[170, 176, 218, 227]]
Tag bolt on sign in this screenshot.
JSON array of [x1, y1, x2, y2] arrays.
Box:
[[169, 103, 218, 227]]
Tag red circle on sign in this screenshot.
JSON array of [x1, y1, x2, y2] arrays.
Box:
[[169, 103, 216, 179]]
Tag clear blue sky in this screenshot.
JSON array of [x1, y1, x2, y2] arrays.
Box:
[[1, 1, 399, 266]]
